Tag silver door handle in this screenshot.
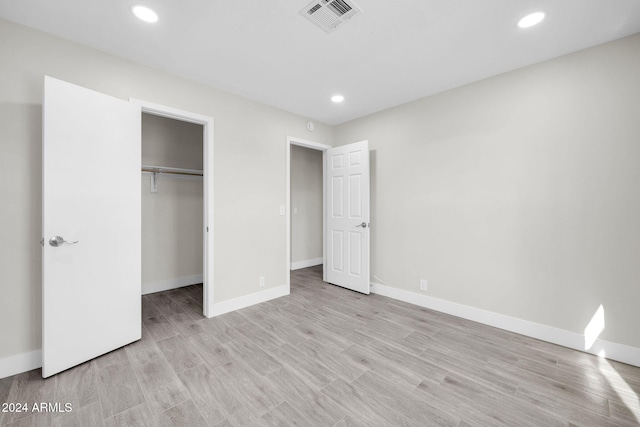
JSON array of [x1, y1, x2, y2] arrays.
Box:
[[355, 222, 369, 228], [49, 236, 79, 247]]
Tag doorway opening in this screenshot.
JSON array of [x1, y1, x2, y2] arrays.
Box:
[[286, 137, 331, 291], [290, 145, 323, 270], [140, 113, 203, 312], [133, 99, 215, 317]]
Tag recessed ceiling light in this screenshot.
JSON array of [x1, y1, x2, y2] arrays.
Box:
[[331, 95, 345, 103], [131, 5, 158, 23], [518, 11, 545, 28]]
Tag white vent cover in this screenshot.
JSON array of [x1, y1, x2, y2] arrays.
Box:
[[300, 0, 362, 33]]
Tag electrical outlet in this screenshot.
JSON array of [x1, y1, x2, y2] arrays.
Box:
[[419, 279, 428, 292], [259, 276, 265, 287]]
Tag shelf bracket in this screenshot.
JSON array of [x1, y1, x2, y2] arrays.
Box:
[[151, 172, 159, 193]]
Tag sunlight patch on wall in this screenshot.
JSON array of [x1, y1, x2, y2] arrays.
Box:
[[584, 304, 605, 351]]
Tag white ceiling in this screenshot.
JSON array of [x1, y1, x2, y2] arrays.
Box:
[[1, 0, 640, 125]]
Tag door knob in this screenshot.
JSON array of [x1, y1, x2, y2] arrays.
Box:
[[49, 236, 79, 247], [355, 222, 368, 228]]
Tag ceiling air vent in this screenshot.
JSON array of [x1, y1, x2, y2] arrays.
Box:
[[300, 0, 362, 33]]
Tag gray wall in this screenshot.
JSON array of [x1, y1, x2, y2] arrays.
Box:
[[334, 33, 640, 348], [0, 18, 333, 360], [142, 113, 203, 170], [290, 145, 323, 265], [141, 114, 203, 292]]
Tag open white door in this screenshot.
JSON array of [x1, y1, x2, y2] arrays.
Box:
[[42, 77, 141, 378], [325, 140, 370, 294]]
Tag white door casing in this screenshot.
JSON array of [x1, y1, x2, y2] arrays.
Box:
[[42, 76, 141, 378], [325, 140, 370, 294]]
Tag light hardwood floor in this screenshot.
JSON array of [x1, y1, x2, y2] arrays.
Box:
[[1, 265, 639, 426]]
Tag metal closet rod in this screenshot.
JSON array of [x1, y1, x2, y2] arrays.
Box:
[[141, 164, 203, 177]]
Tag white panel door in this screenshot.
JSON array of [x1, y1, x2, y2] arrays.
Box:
[[42, 76, 141, 378], [325, 140, 370, 294]]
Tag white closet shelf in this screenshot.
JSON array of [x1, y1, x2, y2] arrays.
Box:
[[141, 164, 203, 176], [142, 165, 203, 193]]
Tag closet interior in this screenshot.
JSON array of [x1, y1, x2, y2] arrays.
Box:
[[141, 112, 204, 301]]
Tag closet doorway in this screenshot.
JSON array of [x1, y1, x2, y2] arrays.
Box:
[[133, 99, 214, 317]]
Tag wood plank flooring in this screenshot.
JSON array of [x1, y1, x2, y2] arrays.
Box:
[[2, 265, 640, 426]]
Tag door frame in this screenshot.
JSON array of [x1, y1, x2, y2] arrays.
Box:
[[285, 136, 332, 291], [131, 98, 215, 317]]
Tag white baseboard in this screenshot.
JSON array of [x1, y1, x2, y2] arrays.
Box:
[[142, 274, 203, 295], [370, 282, 640, 368], [290, 258, 323, 270], [207, 285, 289, 318], [0, 350, 42, 379]]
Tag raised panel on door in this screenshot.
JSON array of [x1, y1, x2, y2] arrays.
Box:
[[349, 173, 362, 219], [348, 231, 362, 277], [332, 176, 344, 218], [331, 230, 344, 273]]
